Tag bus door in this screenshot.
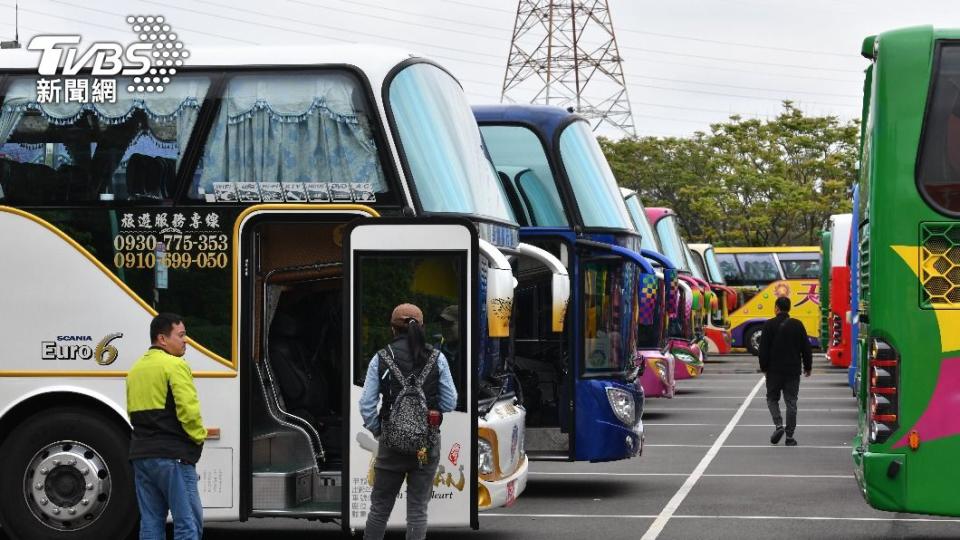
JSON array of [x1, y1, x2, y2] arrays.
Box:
[[514, 229, 576, 460], [344, 218, 479, 532]]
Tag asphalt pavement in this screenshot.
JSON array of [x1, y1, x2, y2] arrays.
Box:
[[7, 354, 958, 539]]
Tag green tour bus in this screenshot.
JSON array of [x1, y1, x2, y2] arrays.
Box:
[[853, 25, 960, 516]]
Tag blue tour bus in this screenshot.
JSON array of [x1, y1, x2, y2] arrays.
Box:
[[473, 104, 670, 462]]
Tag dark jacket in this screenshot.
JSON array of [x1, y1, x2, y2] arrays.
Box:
[[758, 313, 813, 376], [126, 348, 206, 463]]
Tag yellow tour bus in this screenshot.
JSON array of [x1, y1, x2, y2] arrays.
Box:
[[714, 247, 821, 355]]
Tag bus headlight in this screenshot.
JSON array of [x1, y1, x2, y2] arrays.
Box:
[[478, 438, 495, 476], [606, 387, 636, 426]]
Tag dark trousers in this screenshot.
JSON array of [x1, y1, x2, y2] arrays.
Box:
[[363, 453, 440, 540], [765, 371, 800, 436]]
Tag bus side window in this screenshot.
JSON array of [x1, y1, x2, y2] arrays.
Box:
[[0, 76, 210, 204], [716, 253, 742, 285], [918, 45, 960, 213]]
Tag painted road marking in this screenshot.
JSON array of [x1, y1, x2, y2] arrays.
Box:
[[640, 376, 766, 540], [528, 472, 853, 479], [482, 514, 960, 523], [645, 444, 850, 449]]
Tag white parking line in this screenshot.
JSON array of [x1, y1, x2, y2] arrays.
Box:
[[645, 408, 858, 412], [481, 514, 960, 523], [527, 471, 852, 479], [645, 423, 854, 427], [640, 376, 766, 540], [645, 444, 850, 449]]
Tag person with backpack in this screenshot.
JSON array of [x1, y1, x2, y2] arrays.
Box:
[[758, 296, 813, 447], [359, 303, 458, 540]]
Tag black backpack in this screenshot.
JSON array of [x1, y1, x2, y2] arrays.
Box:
[[378, 346, 439, 456]]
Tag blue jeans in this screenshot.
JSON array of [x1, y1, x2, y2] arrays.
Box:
[[132, 458, 203, 540]]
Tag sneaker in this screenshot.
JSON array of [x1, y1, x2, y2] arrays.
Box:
[[770, 426, 785, 444], [785, 437, 797, 446]]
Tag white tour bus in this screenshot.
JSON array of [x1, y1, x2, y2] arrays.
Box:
[[0, 43, 569, 539]]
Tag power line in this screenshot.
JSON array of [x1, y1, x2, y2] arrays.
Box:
[[183, 0, 505, 59], [439, 0, 859, 58], [288, 0, 506, 42], [619, 46, 856, 73], [626, 74, 859, 98], [43, 0, 259, 44]]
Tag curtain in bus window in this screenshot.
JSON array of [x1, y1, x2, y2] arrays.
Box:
[[779, 252, 821, 279], [195, 72, 385, 197], [1, 77, 206, 152], [0, 76, 208, 202]]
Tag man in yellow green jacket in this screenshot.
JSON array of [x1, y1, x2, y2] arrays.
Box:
[[127, 313, 206, 540]]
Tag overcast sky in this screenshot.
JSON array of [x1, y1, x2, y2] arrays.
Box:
[[1, 0, 956, 138]]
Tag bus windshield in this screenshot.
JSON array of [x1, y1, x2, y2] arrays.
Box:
[[685, 244, 706, 280], [388, 63, 516, 224], [704, 247, 726, 285], [583, 257, 640, 379], [480, 124, 568, 226], [558, 121, 633, 229], [624, 192, 661, 252], [655, 215, 689, 272]]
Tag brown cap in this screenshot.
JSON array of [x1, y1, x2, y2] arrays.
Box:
[[390, 303, 424, 328]]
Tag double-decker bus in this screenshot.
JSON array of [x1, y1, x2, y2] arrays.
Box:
[[644, 207, 707, 379], [0, 45, 572, 539], [715, 246, 821, 355], [823, 214, 853, 367], [474, 104, 652, 462], [853, 25, 960, 516], [688, 243, 737, 355]]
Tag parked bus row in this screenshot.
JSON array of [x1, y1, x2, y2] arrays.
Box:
[[0, 43, 764, 539]]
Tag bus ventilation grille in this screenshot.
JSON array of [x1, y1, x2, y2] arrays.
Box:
[[920, 223, 960, 308]]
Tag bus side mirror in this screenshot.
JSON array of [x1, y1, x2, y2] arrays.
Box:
[[481, 240, 515, 338], [518, 242, 570, 332]]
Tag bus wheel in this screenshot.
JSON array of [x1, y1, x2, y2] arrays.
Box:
[[745, 326, 763, 356], [0, 407, 137, 540]]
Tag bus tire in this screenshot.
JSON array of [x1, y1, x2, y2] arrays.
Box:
[[745, 325, 763, 356], [0, 407, 137, 540]]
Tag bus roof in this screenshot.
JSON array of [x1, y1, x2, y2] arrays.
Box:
[[714, 246, 818, 254], [0, 43, 417, 76]]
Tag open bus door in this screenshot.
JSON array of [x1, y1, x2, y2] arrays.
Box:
[[344, 218, 479, 533]]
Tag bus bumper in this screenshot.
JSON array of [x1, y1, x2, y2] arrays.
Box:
[[852, 440, 907, 512], [638, 350, 675, 398], [575, 381, 645, 461], [479, 454, 528, 510]]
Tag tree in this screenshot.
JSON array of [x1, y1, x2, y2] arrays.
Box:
[[601, 102, 859, 246]]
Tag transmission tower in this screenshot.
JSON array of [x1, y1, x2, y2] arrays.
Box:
[[501, 0, 635, 137]]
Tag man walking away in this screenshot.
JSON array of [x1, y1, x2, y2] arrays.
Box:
[[759, 296, 812, 446], [127, 313, 207, 540]]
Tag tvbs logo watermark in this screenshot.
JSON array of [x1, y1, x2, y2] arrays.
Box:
[[27, 15, 189, 105]]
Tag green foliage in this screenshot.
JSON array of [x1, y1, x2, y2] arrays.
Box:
[[601, 102, 859, 246]]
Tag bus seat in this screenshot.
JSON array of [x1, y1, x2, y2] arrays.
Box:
[[5, 161, 54, 204], [125, 153, 164, 200], [59, 165, 94, 202], [158, 157, 177, 198], [268, 311, 327, 426]]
